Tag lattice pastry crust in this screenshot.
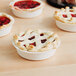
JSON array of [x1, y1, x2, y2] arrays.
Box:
[[13, 30, 60, 52], [54, 7, 76, 24]]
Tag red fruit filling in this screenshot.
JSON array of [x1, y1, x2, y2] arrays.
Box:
[[30, 42, 36, 46], [21, 34, 25, 37], [14, 1, 40, 9], [40, 33, 44, 36], [28, 36, 35, 40], [63, 14, 67, 18], [41, 39, 47, 43], [23, 44, 26, 47], [0, 16, 10, 26], [71, 14, 76, 17]]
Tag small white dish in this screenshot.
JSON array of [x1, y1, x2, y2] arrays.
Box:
[[56, 20, 76, 32], [13, 41, 56, 60], [9, 0, 44, 18], [12, 30, 60, 60], [54, 7, 76, 32]]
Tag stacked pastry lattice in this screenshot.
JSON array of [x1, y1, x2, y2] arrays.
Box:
[[13, 30, 60, 52], [54, 7, 76, 24]]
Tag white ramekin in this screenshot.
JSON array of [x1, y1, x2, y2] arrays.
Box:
[[12, 41, 56, 60], [0, 13, 14, 37], [0, 24, 12, 37], [56, 20, 76, 32], [9, 0, 44, 18]]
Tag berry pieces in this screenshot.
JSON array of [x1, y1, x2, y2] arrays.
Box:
[[63, 14, 67, 18], [71, 14, 76, 17], [40, 33, 44, 36], [23, 44, 26, 47], [21, 34, 25, 37], [28, 36, 35, 40], [30, 42, 36, 46], [41, 39, 47, 43], [14, 1, 40, 9], [0, 16, 10, 26]]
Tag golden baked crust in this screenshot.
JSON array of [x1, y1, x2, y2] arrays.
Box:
[[54, 7, 76, 24], [13, 30, 60, 52], [9, 0, 44, 12]]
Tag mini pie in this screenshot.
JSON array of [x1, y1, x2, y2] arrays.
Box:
[[0, 13, 14, 29], [9, 0, 44, 18], [54, 7, 76, 24], [13, 30, 60, 52], [0, 13, 14, 37], [54, 7, 76, 32]]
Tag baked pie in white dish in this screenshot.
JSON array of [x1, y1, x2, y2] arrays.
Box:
[[13, 30, 60, 60], [0, 13, 14, 37], [9, 0, 44, 18], [54, 7, 76, 32]]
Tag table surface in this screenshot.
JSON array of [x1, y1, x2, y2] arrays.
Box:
[[0, 64, 76, 76], [0, 0, 76, 74]]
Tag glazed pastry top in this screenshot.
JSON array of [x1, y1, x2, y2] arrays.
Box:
[[13, 30, 60, 52], [54, 7, 76, 24]]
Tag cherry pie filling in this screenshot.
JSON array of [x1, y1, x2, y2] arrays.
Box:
[[18, 33, 48, 47], [0, 16, 10, 26], [30, 42, 36, 46], [41, 39, 47, 43], [40, 33, 44, 36], [71, 14, 76, 17], [14, 31, 60, 52], [14, 1, 40, 9], [21, 34, 25, 37], [23, 44, 26, 47], [63, 14, 67, 18], [63, 14, 76, 18], [28, 36, 35, 40]]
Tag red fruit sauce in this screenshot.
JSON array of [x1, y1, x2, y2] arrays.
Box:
[[41, 39, 47, 43], [23, 44, 26, 47], [30, 42, 36, 46], [71, 14, 76, 17], [21, 34, 25, 37], [40, 33, 44, 36], [28, 36, 35, 40], [0, 16, 10, 26], [63, 14, 67, 18], [14, 1, 40, 9]]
